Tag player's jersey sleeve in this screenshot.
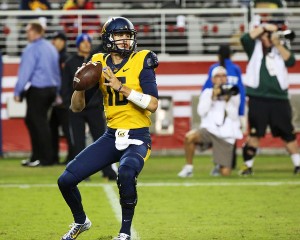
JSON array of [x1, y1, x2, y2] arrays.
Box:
[[139, 51, 159, 99]]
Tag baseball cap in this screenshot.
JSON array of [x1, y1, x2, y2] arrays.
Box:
[[76, 33, 92, 48], [211, 66, 227, 77], [51, 31, 67, 41]]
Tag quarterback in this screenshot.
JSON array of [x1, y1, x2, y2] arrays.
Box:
[[58, 17, 159, 240]]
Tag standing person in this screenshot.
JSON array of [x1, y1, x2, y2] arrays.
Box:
[[239, 23, 300, 175], [58, 17, 158, 240], [50, 31, 73, 165], [178, 66, 243, 177], [61, 33, 117, 178], [14, 21, 60, 167], [202, 44, 246, 173]]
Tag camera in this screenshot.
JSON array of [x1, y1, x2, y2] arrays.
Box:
[[219, 84, 239, 96], [277, 30, 296, 41]]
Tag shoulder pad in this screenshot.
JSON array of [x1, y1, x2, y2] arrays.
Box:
[[91, 53, 106, 62], [145, 51, 159, 69]]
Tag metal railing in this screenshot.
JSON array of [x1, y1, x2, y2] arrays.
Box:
[[0, 7, 300, 56], [0, 8, 248, 56]]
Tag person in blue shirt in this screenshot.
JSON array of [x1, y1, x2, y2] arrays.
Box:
[[202, 44, 245, 173], [202, 44, 245, 116], [14, 21, 60, 167]]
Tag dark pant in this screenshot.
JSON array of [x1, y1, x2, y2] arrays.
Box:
[[25, 86, 56, 165], [49, 106, 74, 164], [57, 128, 150, 223]]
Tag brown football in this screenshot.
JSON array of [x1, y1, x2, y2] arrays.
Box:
[[73, 61, 102, 91]]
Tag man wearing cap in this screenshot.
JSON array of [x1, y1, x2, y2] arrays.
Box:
[[49, 31, 74, 165], [178, 66, 243, 177], [201, 44, 245, 172], [61, 33, 117, 180]]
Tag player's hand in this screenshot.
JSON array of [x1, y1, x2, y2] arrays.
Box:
[[102, 66, 123, 91]]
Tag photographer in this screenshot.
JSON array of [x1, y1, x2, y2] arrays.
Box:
[[178, 66, 243, 177], [239, 23, 300, 175]]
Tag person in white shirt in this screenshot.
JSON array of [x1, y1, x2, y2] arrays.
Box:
[[178, 66, 243, 177]]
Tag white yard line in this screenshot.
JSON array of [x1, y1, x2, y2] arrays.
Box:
[[1, 181, 300, 188], [103, 184, 140, 240]]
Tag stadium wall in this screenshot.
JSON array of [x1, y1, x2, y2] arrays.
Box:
[[2, 57, 300, 154]]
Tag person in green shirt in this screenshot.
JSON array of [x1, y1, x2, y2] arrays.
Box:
[[239, 23, 300, 175]]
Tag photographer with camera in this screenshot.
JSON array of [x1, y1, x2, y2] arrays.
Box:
[[178, 66, 243, 177], [239, 23, 300, 176]]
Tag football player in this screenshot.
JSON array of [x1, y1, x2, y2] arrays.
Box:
[[58, 17, 159, 240]]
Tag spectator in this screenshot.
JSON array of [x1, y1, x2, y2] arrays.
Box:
[[57, 17, 159, 240], [61, 33, 117, 179], [202, 44, 245, 116], [178, 66, 243, 177], [202, 44, 246, 172], [239, 23, 300, 175], [20, 0, 51, 11], [60, 0, 101, 43], [14, 21, 60, 167], [254, 0, 284, 8], [49, 31, 73, 165]]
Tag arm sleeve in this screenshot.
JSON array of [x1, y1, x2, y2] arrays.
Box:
[[14, 48, 36, 97], [139, 52, 159, 99], [197, 89, 213, 117], [284, 49, 296, 67], [240, 33, 255, 59]]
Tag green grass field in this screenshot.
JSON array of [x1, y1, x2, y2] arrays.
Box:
[[1, 155, 300, 240]]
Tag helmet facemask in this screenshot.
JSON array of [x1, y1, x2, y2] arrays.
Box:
[[102, 17, 137, 57], [108, 30, 137, 57]]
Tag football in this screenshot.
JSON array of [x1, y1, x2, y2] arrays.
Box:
[[73, 61, 102, 91]]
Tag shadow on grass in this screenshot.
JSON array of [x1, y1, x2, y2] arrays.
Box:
[[95, 236, 113, 240]]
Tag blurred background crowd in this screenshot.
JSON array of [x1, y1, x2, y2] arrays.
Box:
[[0, 0, 300, 56]]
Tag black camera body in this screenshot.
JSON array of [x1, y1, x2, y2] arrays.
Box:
[[219, 84, 239, 96], [266, 29, 296, 42], [277, 30, 296, 41]]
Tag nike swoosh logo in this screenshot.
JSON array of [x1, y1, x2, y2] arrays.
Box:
[[123, 68, 130, 72]]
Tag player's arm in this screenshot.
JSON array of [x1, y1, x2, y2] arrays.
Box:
[[70, 90, 85, 112], [70, 83, 100, 112]]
